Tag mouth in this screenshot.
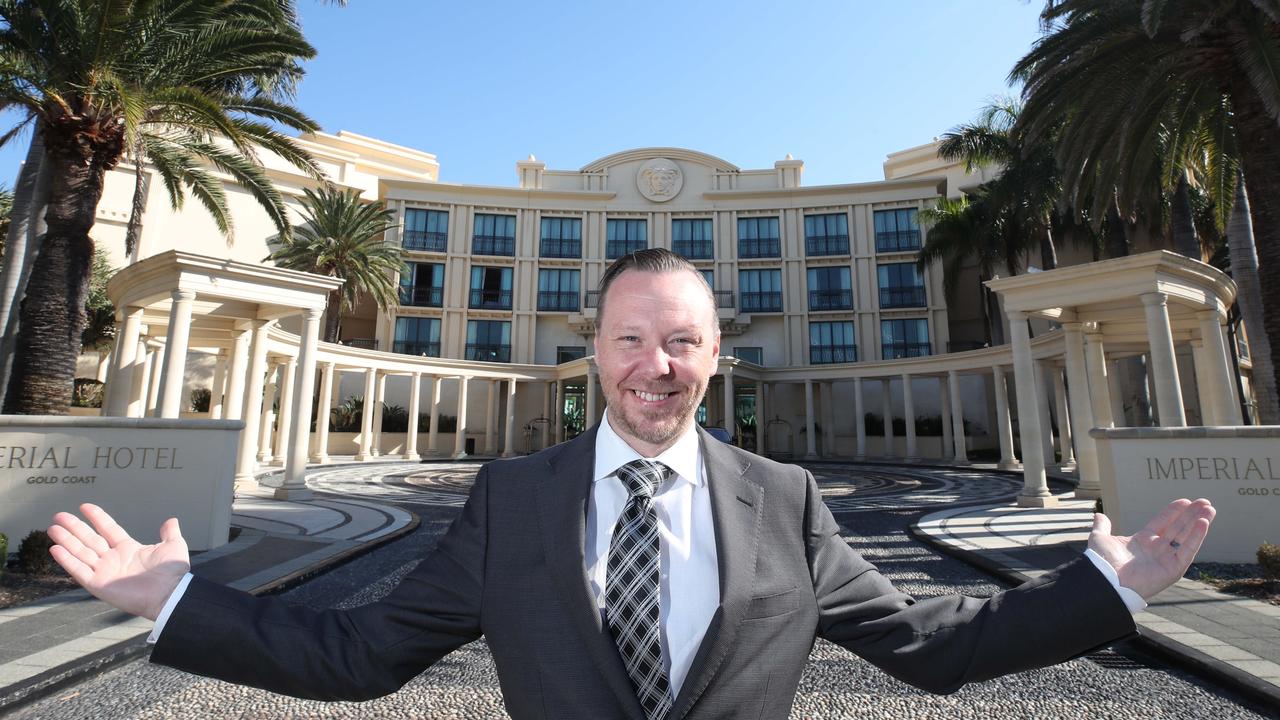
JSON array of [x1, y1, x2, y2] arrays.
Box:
[[631, 389, 676, 404]]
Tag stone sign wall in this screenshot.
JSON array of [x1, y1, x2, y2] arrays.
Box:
[[0, 417, 243, 552], [1092, 426, 1280, 563]]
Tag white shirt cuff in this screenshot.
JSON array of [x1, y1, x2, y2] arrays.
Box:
[[146, 573, 194, 644], [1083, 548, 1147, 614]]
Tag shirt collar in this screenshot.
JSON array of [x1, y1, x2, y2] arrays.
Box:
[[593, 409, 703, 488]]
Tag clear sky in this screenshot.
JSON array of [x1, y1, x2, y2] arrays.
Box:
[[0, 0, 1048, 188]]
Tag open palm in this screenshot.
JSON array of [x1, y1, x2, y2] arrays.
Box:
[[1088, 498, 1215, 599], [48, 503, 190, 621]]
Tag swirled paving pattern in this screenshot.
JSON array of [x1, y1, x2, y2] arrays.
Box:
[[306, 462, 481, 507]]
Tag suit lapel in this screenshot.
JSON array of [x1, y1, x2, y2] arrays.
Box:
[[669, 428, 763, 720], [537, 425, 646, 720]]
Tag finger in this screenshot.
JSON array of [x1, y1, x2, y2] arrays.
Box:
[[1168, 501, 1216, 548], [1091, 512, 1113, 537], [1162, 500, 1207, 547], [49, 545, 96, 587], [54, 510, 111, 556], [159, 517, 183, 544], [47, 523, 101, 568], [1174, 517, 1213, 564], [1142, 498, 1192, 538], [80, 503, 133, 547]]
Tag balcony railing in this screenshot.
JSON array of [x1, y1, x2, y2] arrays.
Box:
[[713, 290, 735, 309], [584, 290, 601, 308], [465, 343, 512, 363], [738, 238, 780, 258], [875, 230, 921, 253], [606, 240, 646, 259], [741, 291, 783, 313], [403, 230, 448, 252], [810, 345, 857, 364], [392, 340, 440, 357], [342, 338, 378, 350], [398, 285, 443, 307], [540, 238, 581, 258], [473, 235, 515, 256], [673, 240, 713, 260], [808, 289, 853, 311], [879, 286, 927, 308], [882, 342, 932, 359], [805, 235, 850, 257], [537, 291, 580, 312], [469, 289, 513, 310]]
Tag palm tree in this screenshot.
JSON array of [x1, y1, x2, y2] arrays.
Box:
[[917, 196, 1005, 345], [0, 0, 324, 415], [1011, 0, 1280, 423], [266, 185, 404, 343]]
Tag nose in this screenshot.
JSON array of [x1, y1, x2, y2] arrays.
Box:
[[638, 344, 674, 378]]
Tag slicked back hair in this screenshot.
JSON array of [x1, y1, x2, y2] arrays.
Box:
[[594, 248, 718, 331]]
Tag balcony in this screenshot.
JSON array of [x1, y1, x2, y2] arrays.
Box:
[[342, 338, 377, 350], [606, 240, 646, 259], [465, 343, 512, 363], [810, 345, 857, 364], [403, 230, 447, 253], [879, 286, 927, 308], [584, 290, 601, 308], [393, 340, 440, 357], [473, 235, 515, 256], [469, 289, 513, 310], [808, 289, 853, 311], [805, 235, 849, 257], [875, 230, 921, 253], [398, 285, 443, 307], [741, 291, 783, 313], [538, 291, 580, 312], [738, 237, 780, 259], [882, 342, 932, 359], [713, 290, 735, 309], [673, 240, 713, 260], [540, 238, 581, 258]]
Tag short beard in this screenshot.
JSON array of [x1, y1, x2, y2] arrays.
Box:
[[610, 382, 706, 449]]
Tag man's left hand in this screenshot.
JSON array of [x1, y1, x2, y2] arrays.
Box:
[[1088, 498, 1216, 599]]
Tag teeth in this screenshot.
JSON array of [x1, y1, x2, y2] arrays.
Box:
[[635, 390, 670, 402]]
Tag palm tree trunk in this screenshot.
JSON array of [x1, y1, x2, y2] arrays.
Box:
[[0, 131, 51, 409], [324, 289, 342, 343], [3, 143, 109, 414], [123, 141, 149, 257], [1040, 223, 1058, 270], [1171, 174, 1200, 259], [1226, 172, 1278, 423], [1104, 202, 1130, 258]]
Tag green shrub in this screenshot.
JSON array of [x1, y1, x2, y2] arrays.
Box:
[[17, 530, 54, 575], [72, 379, 105, 408], [381, 404, 409, 432], [190, 387, 211, 412], [1259, 542, 1280, 580]]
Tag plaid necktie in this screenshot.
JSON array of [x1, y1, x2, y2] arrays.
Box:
[[606, 459, 675, 720]]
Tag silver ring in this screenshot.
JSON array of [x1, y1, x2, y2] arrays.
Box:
[[1169, 540, 1181, 549]]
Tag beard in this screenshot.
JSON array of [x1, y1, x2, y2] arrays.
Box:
[[606, 378, 709, 449]]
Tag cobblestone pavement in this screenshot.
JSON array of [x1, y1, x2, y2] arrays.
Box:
[[9, 463, 1273, 719]]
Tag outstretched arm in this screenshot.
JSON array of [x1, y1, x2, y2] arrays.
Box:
[[1087, 497, 1216, 599], [47, 503, 190, 621]]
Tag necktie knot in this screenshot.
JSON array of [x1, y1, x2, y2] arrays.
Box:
[[616, 459, 672, 500]]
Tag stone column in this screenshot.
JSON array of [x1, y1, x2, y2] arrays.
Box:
[[105, 306, 145, 417], [804, 380, 818, 460], [454, 376, 471, 458], [1063, 323, 1101, 498], [257, 364, 279, 464], [1141, 292, 1187, 427], [156, 290, 197, 418], [405, 372, 422, 460], [428, 375, 443, 455], [273, 358, 297, 463], [502, 379, 519, 458], [722, 368, 735, 441], [554, 379, 565, 444], [276, 307, 322, 500], [902, 374, 918, 461], [1034, 362, 1056, 466], [541, 382, 552, 449], [146, 346, 164, 416], [992, 366, 1017, 469], [881, 379, 894, 457], [950, 370, 968, 464], [222, 322, 251, 422], [940, 375, 953, 461], [585, 368, 598, 428], [1106, 359, 1126, 426], [1052, 368, 1075, 470], [761, 383, 772, 455], [485, 379, 499, 455], [1196, 309, 1240, 424], [209, 350, 227, 420], [1008, 311, 1055, 507], [355, 368, 377, 461], [820, 382, 836, 458], [311, 362, 335, 463], [372, 373, 387, 457], [234, 319, 272, 486], [755, 380, 766, 454], [854, 377, 867, 459], [127, 337, 150, 418], [1085, 329, 1116, 428]]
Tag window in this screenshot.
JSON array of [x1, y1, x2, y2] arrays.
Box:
[[538, 269, 580, 311], [403, 208, 448, 252], [700, 270, 714, 288], [878, 262, 927, 308], [804, 213, 849, 256], [734, 347, 764, 365], [810, 321, 857, 364], [540, 217, 581, 258], [875, 208, 921, 252], [739, 269, 783, 312], [466, 320, 511, 363], [738, 216, 780, 258], [807, 266, 853, 310], [393, 317, 440, 357], [606, 218, 647, 258], [557, 346, 586, 364], [469, 266, 513, 310], [473, 213, 516, 256], [398, 262, 444, 307], [672, 218, 713, 259], [881, 318, 931, 359]]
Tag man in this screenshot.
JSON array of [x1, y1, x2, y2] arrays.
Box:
[[49, 249, 1215, 720]]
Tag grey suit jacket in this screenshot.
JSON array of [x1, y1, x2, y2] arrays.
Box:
[[151, 424, 1136, 719]]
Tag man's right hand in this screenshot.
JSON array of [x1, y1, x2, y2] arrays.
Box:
[[48, 503, 190, 621]]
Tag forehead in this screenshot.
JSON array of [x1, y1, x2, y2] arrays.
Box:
[[601, 269, 715, 330]]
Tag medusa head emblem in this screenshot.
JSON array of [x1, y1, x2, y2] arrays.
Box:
[[637, 158, 684, 202]]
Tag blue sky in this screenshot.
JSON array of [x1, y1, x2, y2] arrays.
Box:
[[0, 0, 1047, 188]]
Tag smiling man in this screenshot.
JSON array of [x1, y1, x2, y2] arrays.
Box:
[[48, 249, 1215, 720]]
